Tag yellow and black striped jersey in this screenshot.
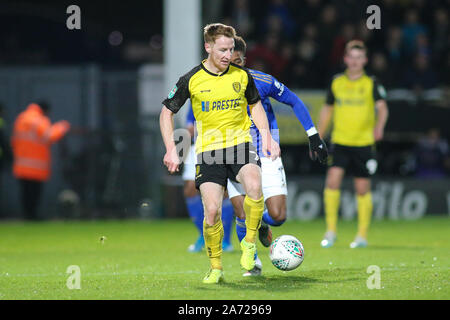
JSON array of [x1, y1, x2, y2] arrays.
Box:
[[326, 72, 386, 146], [163, 60, 260, 154]]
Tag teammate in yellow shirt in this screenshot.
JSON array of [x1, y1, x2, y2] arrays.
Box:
[[318, 40, 389, 248], [160, 23, 280, 283]]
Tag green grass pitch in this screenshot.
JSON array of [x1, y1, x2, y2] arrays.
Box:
[[0, 217, 448, 300]]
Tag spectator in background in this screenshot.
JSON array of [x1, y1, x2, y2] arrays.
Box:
[[223, 0, 253, 39], [356, 19, 371, 43], [231, 0, 253, 38], [443, 52, 450, 89], [431, 8, 449, 65], [356, 17, 379, 49], [11, 102, 71, 220], [288, 38, 321, 88], [264, 0, 296, 39], [319, 4, 338, 37], [329, 23, 356, 69], [385, 26, 404, 63], [264, 14, 283, 37], [369, 52, 396, 89], [317, 4, 338, 70], [277, 41, 295, 85], [246, 33, 284, 78], [442, 52, 450, 107], [303, 22, 319, 42], [402, 9, 427, 57], [411, 0, 433, 26], [294, 0, 322, 27], [413, 128, 450, 178], [333, 0, 367, 26], [289, 62, 308, 88], [285, 22, 322, 88], [402, 53, 438, 95], [380, 0, 403, 30], [415, 32, 431, 57]]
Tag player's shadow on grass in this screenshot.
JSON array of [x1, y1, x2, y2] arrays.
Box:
[[194, 275, 317, 292], [199, 268, 363, 292], [232, 275, 318, 292]]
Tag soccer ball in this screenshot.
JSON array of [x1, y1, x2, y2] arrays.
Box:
[[269, 235, 304, 271]]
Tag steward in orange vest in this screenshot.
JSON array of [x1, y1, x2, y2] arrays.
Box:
[[11, 103, 70, 181], [11, 102, 70, 220]]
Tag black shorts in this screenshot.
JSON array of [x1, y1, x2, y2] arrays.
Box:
[[328, 144, 377, 178], [195, 142, 261, 189]]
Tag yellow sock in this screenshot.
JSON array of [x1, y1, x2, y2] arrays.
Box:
[[243, 195, 264, 243], [203, 218, 224, 270], [324, 188, 340, 233], [356, 192, 373, 239]]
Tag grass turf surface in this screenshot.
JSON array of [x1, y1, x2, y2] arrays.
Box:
[[0, 217, 448, 300]]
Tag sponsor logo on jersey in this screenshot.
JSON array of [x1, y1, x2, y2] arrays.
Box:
[[335, 98, 366, 106], [202, 101, 210, 112], [201, 98, 241, 112]]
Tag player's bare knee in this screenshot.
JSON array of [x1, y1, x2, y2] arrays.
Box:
[[204, 207, 221, 226], [355, 183, 370, 196], [326, 179, 341, 190], [326, 176, 341, 189], [326, 168, 344, 189], [244, 180, 262, 200], [246, 188, 262, 201], [269, 207, 286, 223], [354, 179, 371, 195]]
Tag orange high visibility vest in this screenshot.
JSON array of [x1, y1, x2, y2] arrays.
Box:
[[11, 103, 70, 181]]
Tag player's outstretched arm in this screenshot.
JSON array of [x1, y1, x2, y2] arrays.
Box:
[[270, 82, 327, 163], [249, 101, 280, 160], [269, 81, 315, 134], [160, 105, 181, 173]]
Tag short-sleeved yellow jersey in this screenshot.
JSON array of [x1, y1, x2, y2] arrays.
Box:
[[163, 61, 260, 154], [326, 72, 386, 147]]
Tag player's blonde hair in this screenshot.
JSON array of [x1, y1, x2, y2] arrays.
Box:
[[203, 23, 236, 44], [345, 40, 367, 54]]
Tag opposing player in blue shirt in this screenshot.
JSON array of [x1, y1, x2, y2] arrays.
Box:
[[228, 36, 328, 276]]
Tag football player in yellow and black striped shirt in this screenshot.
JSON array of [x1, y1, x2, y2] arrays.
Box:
[[160, 23, 280, 283], [318, 40, 389, 249]]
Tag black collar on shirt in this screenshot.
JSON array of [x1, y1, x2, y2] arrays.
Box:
[[201, 61, 230, 77]]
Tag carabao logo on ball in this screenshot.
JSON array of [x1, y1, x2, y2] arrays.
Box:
[[269, 235, 305, 271]]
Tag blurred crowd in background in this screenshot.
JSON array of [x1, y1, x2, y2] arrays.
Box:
[[221, 0, 449, 92]]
